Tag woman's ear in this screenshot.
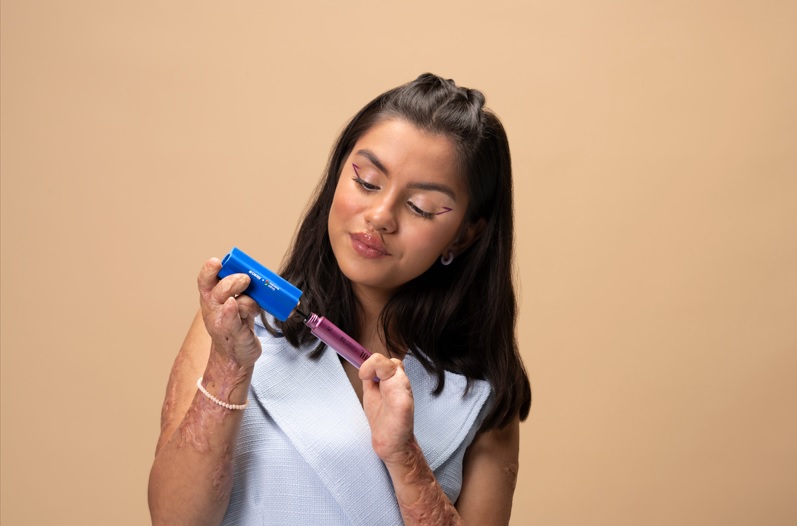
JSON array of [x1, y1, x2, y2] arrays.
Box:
[[447, 218, 486, 257]]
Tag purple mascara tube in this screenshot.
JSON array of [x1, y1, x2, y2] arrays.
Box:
[[304, 313, 372, 369]]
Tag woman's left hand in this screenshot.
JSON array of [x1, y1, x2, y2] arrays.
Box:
[[359, 354, 415, 464]]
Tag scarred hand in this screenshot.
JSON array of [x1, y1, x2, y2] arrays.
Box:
[[197, 257, 263, 369], [358, 354, 416, 465]]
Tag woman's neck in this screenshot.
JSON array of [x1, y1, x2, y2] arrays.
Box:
[[351, 283, 394, 356]]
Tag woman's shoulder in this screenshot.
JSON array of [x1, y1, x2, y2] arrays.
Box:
[[404, 352, 492, 401], [404, 352, 492, 468]]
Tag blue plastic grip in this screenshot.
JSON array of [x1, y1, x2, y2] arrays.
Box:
[[217, 247, 303, 322]]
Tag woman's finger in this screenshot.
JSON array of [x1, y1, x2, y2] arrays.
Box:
[[197, 258, 222, 296], [210, 274, 251, 306], [216, 296, 263, 362], [236, 295, 261, 320], [359, 355, 404, 382], [220, 295, 244, 331]]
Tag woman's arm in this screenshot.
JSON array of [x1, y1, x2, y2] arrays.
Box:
[[148, 259, 262, 526], [358, 356, 520, 525], [359, 356, 459, 524], [382, 421, 520, 526], [455, 417, 520, 525]]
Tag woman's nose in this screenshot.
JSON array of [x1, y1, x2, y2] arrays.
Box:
[[365, 197, 397, 233]]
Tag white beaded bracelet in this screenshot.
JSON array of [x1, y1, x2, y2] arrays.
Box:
[[196, 377, 248, 410]]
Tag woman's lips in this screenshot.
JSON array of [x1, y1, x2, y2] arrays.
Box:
[[350, 232, 390, 258]]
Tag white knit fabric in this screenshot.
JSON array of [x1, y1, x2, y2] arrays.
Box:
[[221, 318, 492, 525]]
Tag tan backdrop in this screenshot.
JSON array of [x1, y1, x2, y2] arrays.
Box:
[[2, 1, 795, 524]]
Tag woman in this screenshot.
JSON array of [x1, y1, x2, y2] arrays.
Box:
[[149, 73, 532, 525]]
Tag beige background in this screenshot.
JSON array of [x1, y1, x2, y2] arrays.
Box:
[[2, 0, 796, 524]]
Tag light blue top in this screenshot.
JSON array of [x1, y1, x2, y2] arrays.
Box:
[[220, 316, 492, 525]]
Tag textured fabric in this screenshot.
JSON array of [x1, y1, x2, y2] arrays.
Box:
[[221, 317, 492, 525]]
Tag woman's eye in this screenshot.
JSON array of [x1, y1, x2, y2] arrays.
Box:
[[408, 201, 434, 220], [353, 176, 379, 191], [352, 163, 379, 192]]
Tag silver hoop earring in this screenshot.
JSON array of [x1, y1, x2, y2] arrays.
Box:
[[441, 252, 454, 266]]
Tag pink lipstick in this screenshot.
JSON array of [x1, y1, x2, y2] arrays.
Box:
[[350, 232, 390, 259]]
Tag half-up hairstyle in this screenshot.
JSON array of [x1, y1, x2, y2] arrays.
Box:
[[266, 73, 531, 429]]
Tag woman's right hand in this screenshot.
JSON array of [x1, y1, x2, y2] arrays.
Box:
[[197, 257, 263, 369], [149, 259, 262, 526]]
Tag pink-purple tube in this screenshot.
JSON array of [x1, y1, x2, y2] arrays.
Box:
[[304, 313, 372, 369]]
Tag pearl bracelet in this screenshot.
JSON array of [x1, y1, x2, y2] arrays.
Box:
[[196, 377, 248, 410]]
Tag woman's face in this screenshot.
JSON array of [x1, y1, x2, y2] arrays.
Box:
[[328, 118, 476, 301]]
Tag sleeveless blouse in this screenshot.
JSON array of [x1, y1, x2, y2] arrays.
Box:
[[221, 317, 492, 525]]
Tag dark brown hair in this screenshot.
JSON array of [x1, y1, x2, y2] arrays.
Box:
[[267, 73, 531, 429]]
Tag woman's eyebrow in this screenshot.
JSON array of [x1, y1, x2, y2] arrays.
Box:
[[355, 148, 457, 200], [355, 149, 389, 176], [408, 182, 456, 201]]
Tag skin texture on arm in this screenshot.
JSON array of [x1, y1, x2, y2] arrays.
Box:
[[456, 417, 520, 525], [358, 355, 521, 526], [148, 259, 262, 526], [384, 437, 465, 525]]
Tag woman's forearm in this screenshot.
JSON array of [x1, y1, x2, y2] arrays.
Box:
[[148, 352, 252, 526], [384, 437, 464, 526]]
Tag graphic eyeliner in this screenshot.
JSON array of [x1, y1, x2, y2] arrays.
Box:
[[436, 207, 453, 215]]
